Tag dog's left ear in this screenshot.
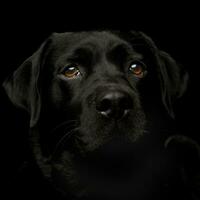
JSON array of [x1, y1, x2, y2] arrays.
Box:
[[3, 35, 53, 128], [157, 51, 189, 118]]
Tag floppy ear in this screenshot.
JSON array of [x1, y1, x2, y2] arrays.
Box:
[[2, 36, 53, 128], [126, 31, 189, 118], [157, 51, 189, 118]]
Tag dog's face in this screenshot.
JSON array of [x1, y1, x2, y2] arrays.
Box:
[[3, 31, 189, 199]]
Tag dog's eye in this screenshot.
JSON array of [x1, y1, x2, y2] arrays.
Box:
[[129, 62, 147, 78], [62, 65, 81, 78]]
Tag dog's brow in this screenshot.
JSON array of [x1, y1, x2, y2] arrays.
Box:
[[66, 46, 94, 64], [107, 43, 143, 64], [110, 44, 133, 56]]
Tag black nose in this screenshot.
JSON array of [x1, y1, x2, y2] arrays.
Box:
[[96, 90, 133, 120]]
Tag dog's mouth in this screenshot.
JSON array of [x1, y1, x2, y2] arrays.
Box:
[[50, 123, 157, 179]]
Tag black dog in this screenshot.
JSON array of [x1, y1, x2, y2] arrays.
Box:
[[3, 31, 200, 199]]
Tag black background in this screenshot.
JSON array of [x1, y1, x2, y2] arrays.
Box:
[[0, 4, 199, 197]]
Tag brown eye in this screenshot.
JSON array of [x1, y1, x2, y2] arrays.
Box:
[[62, 65, 81, 78], [129, 62, 147, 78]]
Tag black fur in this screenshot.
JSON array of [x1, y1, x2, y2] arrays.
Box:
[[3, 31, 200, 199]]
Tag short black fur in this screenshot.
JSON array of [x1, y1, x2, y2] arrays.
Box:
[[3, 31, 200, 200]]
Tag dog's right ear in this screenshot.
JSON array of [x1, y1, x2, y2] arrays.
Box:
[[2, 34, 54, 128]]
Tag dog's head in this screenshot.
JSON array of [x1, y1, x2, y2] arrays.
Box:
[[3, 31, 189, 198]]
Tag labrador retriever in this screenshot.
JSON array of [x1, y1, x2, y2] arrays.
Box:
[[3, 31, 200, 199]]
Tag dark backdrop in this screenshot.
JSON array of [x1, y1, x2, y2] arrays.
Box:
[[0, 6, 199, 197]]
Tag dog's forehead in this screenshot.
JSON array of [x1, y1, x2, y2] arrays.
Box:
[[51, 31, 132, 55]]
